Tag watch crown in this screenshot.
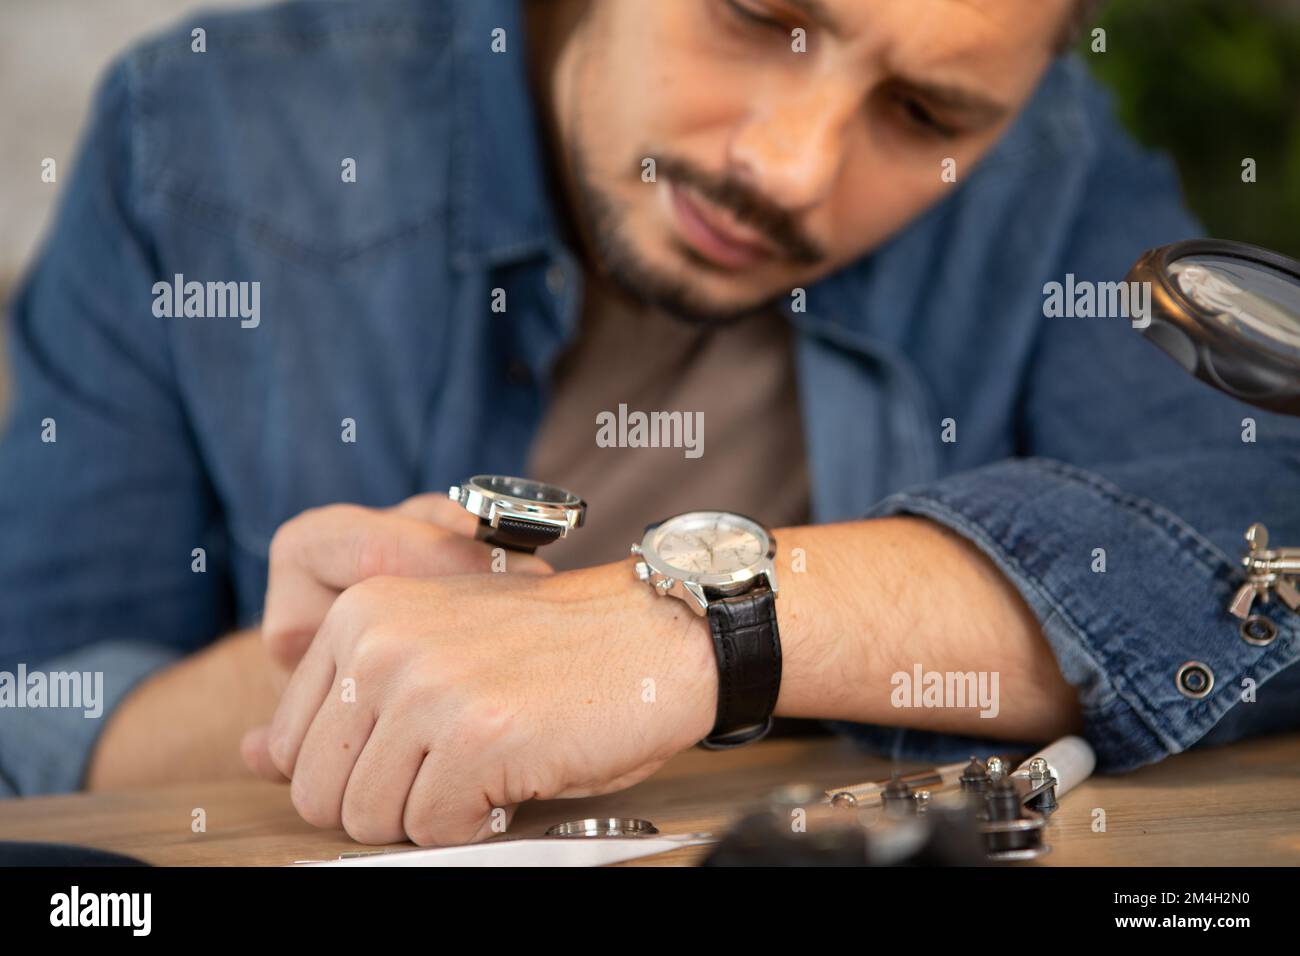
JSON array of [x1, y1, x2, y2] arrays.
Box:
[[629, 542, 642, 555], [634, 561, 650, 582], [447, 485, 460, 501]]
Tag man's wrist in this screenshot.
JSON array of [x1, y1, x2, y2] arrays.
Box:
[[539, 560, 718, 748]]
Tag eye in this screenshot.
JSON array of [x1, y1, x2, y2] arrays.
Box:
[[723, 0, 787, 31], [892, 92, 958, 140]]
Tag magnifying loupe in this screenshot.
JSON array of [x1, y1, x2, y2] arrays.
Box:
[[1126, 239, 1300, 416]]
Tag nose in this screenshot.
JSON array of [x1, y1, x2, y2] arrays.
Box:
[[726, 78, 859, 213]]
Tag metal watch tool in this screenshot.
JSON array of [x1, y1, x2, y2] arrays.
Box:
[[448, 475, 586, 554]]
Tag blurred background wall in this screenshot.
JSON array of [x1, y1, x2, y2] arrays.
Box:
[[0, 0, 263, 299], [0, 0, 1297, 411], [1086, 0, 1300, 260], [0, 0, 262, 413]]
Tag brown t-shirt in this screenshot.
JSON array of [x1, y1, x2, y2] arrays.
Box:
[[526, 279, 810, 571]]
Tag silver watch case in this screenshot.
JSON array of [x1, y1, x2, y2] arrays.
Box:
[[631, 511, 778, 616], [448, 476, 586, 536]]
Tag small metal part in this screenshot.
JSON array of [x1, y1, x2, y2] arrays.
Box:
[[980, 777, 1050, 861], [814, 737, 1097, 864], [545, 818, 660, 838], [1239, 615, 1278, 646], [1175, 661, 1215, 699], [881, 776, 917, 817], [1230, 523, 1300, 618], [959, 757, 990, 793], [822, 764, 955, 805]]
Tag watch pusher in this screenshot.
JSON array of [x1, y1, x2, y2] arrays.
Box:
[[629, 534, 777, 616]]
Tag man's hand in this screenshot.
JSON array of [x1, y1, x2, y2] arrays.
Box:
[[261, 494, 551, 671], [244, 516, 1080, 846], [249, 564, 716, 845], [241, 493, 553, 778]]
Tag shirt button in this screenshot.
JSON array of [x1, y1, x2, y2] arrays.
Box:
[[546, 264, 567, 297], [1175, 661, 1214, 699]]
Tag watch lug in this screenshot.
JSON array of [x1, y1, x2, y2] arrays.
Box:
[[681, 580, 709, 615]]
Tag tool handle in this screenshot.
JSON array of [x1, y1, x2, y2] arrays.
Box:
[[1014, 735, 1096, 797]]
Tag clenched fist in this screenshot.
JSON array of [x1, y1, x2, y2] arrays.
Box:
[[248, 565, 717, 846]]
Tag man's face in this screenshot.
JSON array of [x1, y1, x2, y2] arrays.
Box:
[[547, 0, 1073, 323]]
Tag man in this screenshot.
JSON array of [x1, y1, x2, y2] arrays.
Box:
[[2, 0, 1298, 846]]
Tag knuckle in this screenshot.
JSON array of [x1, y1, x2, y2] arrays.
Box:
[[349, 625, 398, 679], [403, 819, 441, 847], [352, 529, 390, 581], [330, 576, 384, 625], [436, 693, 512, 754], [464, 698, 514, 746], [341, 804, 397, 846], [404, 801, 490, 848], [289, 776, 335, 829]]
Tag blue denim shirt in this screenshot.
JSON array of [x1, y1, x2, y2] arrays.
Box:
[[3, 0, 1298, 796]]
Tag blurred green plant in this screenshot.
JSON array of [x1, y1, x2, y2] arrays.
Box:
[[1081, 0, 1300, 258]]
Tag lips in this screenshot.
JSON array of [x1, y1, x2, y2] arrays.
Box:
[[667, 181, 778, 270]]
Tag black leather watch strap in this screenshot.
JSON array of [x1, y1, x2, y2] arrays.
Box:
[[475, 516, 563, 554], [701, 587, 782, 749]]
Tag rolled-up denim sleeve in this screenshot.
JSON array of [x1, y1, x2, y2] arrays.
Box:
[[833, 86, 1300, 773], [852, 454, 1300, 773], [0, 642, 184, 797]]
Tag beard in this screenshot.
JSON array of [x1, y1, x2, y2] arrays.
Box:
[[566, 147, 825, 328]]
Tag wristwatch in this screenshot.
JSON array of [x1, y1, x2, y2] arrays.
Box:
[[448, 475, 586, 553], [631, 511, 781, 749]]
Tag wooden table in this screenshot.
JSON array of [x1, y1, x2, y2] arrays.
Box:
[[2, 732, 1298, 866]]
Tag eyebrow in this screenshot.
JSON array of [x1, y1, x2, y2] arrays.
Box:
[[780, 0, 1011, 126], [783, 0, 846, 37]]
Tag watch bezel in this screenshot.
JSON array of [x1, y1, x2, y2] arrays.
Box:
[[449, 475, 586, 533], [635, 511, 777, 614]]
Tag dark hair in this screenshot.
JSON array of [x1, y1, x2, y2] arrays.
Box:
[[1060, 0, 1107, 52]]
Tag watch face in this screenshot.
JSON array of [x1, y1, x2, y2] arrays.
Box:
[[649, 512, 769, 578], [469, 475, 580, 506]]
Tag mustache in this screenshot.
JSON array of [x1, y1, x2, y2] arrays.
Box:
[[652, 154, 826, 266]]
